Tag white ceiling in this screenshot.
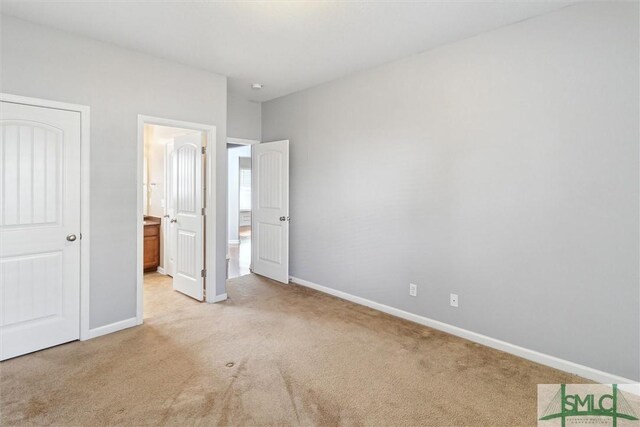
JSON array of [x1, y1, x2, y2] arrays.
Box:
[[0, 1, 576, 102]]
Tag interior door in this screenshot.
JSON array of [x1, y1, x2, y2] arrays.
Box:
[[0, 101, 81, 360], [252, 140, 289, 283], [171, 133, 204, 301], [164, 141, 175, 277]]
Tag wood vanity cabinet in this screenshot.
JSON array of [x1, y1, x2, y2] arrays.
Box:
[[143, 218, 161, 272]]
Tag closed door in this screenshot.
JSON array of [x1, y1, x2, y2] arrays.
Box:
[[172, 133, 204, 301], [0, 101, 81, 360], [252, 140, 289, 284]]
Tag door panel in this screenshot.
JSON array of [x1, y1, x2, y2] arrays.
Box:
[[0, 101, 81, 360], [2, 252, 62, 327], [252, 140, 289, 284], [171, 133, 204, 301], [257, 223, 282, 264]]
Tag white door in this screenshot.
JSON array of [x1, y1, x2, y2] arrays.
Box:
[[171, 133, 204, 300], [252, 140, 289, 284], [164, 142, 175, 277], [0, 101, 81, 360]]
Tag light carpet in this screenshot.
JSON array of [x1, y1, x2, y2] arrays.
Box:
[[0, 273, 585, 426]]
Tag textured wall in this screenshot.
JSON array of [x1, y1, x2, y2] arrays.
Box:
[[263, 3, 639, 379], [1, 15, 229, 327], [228, 92, 261, 141]]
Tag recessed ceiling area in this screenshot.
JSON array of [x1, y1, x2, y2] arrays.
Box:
[[0, 1, 576, 102]]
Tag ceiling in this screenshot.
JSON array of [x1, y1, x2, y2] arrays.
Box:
[[0, 1, 576, 102]]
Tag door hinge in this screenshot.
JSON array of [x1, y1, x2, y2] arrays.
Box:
[[201, 146, 206, 154], [201, 269, 207, 278], [202, 207, 206, 216]]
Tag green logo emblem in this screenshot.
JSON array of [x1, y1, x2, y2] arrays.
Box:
[[539, 384, 638, 427]]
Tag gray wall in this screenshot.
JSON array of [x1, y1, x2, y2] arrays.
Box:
[[1, 15, 229, 328], [263, 2, 639, 380], [228, 92, 261, 141]]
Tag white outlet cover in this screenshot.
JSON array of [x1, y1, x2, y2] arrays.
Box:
[[409, 283, 417, 297], [450, 293, 459, 307]]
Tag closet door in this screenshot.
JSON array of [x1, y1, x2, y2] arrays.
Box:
[[0, 101, 81, 360]]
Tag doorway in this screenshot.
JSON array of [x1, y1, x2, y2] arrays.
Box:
[[137, 116, 217, 323], [227, 139, 257, 279], [143, 124, 201, 279], [226, 138, 291, 284]]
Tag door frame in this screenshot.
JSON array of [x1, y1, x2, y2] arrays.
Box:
[[137, 115, 217, 322], [227, 137, 259, 146], [0, 92, 92, 340]]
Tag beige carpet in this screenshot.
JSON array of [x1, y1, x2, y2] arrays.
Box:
[[1, 273, 585, 426]]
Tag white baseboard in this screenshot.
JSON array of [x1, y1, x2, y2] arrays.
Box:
[[210, 292, 227, 303], [87, 317, 138, 339], [228, 239, 240, 245], [156, 267, 165, 275], [290, 276, 638, 387]]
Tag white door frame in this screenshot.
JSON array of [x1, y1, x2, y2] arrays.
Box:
[[0, 93, 91, 340], [137, 115, 217, 322], [227, 137, 259, 146]]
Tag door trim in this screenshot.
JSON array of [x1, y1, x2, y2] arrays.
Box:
[[227, 137, 259, 146], [137, 115, 218, 322], [0, 92, 91, 341]]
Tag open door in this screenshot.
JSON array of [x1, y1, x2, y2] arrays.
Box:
[[164, 142, 176, 277], [252, 140, 289, 284], [171, 133, 204, 300]]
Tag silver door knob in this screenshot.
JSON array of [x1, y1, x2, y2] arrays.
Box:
[[66, 234, 77, 242], [279, 216, 286, 221], [170, 218, 177, 223]]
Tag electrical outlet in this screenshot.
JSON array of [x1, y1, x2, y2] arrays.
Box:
[[409, 283, 417, 297], [450, 293, 459, 308]]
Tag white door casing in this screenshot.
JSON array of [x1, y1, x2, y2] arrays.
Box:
[[164, 141, 175, 277], [0, 101, 81, 360], [251, 140, 289, 284], [172, 133, 204, 301]]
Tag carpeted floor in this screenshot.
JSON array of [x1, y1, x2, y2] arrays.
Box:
[[1, 273, 585, 426]]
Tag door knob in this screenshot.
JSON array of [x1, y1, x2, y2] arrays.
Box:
[[66, 234, 77, 242], [170, 218, 177, 223], [279, 216, 286, 221]]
